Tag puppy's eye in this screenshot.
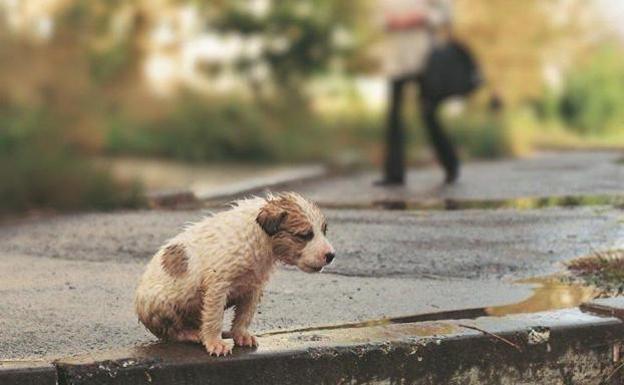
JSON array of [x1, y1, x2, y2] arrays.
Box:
[[321, 222, 327, 235], [296, 230, 314, 241]]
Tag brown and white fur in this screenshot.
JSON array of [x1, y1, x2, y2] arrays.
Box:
[[135, 192, 334, 356]]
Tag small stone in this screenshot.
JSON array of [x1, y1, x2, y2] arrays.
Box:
[[527, 327, 550, 345]]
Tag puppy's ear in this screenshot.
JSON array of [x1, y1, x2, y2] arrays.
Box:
[[256, 202, 287, 236]]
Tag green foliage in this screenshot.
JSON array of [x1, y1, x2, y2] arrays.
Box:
[[89, 41, 133, 84], [209, 0, 368, 88], [104, 94, 521, 164], [50, 0, 370, 93], [55, 0, 142, 89], [445, 110, 512, 159], [104, 95, 348, 162], [567, 250, 624, 294], [0, 105, 144, 214], [549, 47, 624, 136]]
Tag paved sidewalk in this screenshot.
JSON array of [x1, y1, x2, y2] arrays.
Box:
[[282, 151, 624, 207], [1, 207, 622, 359]]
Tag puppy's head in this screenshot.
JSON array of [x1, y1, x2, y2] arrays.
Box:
[[256, 192, 334, 273]]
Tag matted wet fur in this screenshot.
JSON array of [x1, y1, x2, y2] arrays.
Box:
[[135, 192, 334, 356]]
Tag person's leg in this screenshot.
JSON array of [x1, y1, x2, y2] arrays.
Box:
[[379, 78, 406, 185], [420, 97, 460, 183]]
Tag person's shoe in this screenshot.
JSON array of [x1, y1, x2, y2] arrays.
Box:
[[444, 165, 459, 184]]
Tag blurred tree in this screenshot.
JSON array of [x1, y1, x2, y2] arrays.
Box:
[[0, 0, 155, 151], [453, 0, 596, 105], [0, 0, 378, 173], [202, 0, 371, 98], [557, 46, 624, 136], [0, 0, 371, 136]]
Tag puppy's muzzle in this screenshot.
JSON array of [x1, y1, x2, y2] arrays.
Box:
[[325, 252, 335, 265]]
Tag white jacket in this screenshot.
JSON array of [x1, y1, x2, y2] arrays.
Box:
[[377, 0, 453, 79]]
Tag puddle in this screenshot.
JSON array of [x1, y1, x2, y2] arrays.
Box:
[[260, 278, 597, 339], [257, 321, 463, 351], [293, 322, 461, 345], [259, 308, 487, 337], [258, 278, 597, 350], [486, 278, 597, 316], [323, 194, 624, 211]]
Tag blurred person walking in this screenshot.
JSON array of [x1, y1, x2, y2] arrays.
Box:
[[378, 0, 481, 185]]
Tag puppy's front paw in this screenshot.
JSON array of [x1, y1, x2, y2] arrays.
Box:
[[203, 338, 232, 356], [232, 330, 258, 347]]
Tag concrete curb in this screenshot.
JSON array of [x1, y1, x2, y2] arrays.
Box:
[[0, 361, 57, 385], [146, 165, 328, 209], [195, 165, 327, 202], [4, 298, 624, 384]]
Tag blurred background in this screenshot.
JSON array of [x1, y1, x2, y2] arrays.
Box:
[[1, 0, 624, 215]]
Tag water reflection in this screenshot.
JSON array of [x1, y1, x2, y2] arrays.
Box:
[[370, 194, 624, 211], [486, 278, 597, 316]]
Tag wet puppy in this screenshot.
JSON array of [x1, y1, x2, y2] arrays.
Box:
[[135, 192, 334, 355]]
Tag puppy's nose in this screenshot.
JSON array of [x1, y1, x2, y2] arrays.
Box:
[[325, 252, 335, 264]]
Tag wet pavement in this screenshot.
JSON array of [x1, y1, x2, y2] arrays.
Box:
[[0, 253, 531, 359], [1, 151, 624, 360], [2, 206, 622, 278], [286, 151, 624, 207], [1, 207, 621, 359], [52, 302, 624, 385]]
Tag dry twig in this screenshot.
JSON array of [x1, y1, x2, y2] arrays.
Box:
[[605, 360, 624, 383], [458, 323, 523, 352]]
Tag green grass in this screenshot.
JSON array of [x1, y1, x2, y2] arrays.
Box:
[[102, 94, 524, 166], [566, 250, 624, 294], [0, 106, 145, 215], [445, 111, 512, 159], [103, 95, 389, 163]]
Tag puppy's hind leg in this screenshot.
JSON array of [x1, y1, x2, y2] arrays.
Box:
[[174, 329, 201, 343]]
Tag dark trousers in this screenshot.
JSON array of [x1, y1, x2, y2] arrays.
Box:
[[382, 76, 459, 184]]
